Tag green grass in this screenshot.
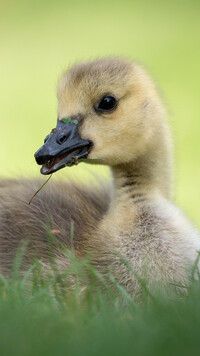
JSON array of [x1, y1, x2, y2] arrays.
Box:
[[1, 244, 200, 356]]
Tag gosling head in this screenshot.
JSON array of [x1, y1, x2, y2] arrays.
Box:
[[35, 57, 167, 175]]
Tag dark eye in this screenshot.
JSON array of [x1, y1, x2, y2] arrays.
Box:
[[97, 96, 117, 113]]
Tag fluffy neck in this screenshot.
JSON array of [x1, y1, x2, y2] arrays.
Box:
[[110, 125, 172, 211]]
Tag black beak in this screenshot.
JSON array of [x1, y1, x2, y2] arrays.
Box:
[[34, 119, 92, 175]]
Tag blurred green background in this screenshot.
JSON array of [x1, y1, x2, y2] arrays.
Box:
[[0, 0, 199, 226]]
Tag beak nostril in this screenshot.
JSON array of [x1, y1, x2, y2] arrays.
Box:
[[57, 133, 70, 145]]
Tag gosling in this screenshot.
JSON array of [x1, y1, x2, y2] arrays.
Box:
[[0, 57, 199, 300]]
